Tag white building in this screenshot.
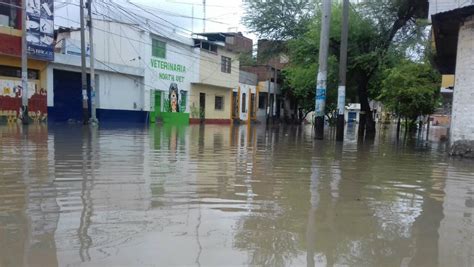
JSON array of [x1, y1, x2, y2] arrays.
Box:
[[236, 71, 258, 123], [48, 23, 147, 122], [429, 0, 474, 155], [48, 1, 198, 123]]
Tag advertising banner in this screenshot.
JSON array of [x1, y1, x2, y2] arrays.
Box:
[[26, 0, 54, 61]]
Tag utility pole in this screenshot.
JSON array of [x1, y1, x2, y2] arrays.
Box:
[[272, 64, 278, 123], [87, 0, 98, 124], [191, 4, 194, 33], [336, 0, 349, 142], [80, 0, 89, 124], [202, 0, 206, 32], [314, 0, 331, 140], [21, 0, 28, 125], [266, 65, 271, 125]]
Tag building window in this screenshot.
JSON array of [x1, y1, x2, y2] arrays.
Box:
[[152, 39, 166, 58], [194, 40, 217, 53], [0, 0, 20, 29], [0, 65, 39, 79], [215, 96, 224, 110], [258, 92, 267, 109], [221, 56, 231, 73], [241, 93, 246, 113]]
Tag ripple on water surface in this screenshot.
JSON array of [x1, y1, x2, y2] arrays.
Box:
[[0, 124, 473, 266]]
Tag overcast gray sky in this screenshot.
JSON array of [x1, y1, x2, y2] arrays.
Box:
[[55, 0, 255, 39], [133, 0, 248, 34]]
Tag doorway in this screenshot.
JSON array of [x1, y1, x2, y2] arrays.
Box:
[[250, 93, 256, 119], [232, 91, 239, 119], [151, 91, 162, 123], [51, 70, 90, 122], [199, 93, 206, 121]]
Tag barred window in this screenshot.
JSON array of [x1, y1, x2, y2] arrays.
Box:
[[215, 96, 224, 110], [221, 56, 231, 73]]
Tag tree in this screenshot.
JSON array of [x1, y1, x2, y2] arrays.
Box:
[[283, 4, 377, 123], [243, 0, 430, 137], [354, 0, 429, 137], [379, 61, 441, 131], [243, 0, 316, 41]]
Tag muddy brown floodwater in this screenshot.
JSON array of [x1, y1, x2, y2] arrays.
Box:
[[0, 124, 473, 267]]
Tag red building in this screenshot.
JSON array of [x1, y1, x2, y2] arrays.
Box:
[[0, 0, 49, 123]]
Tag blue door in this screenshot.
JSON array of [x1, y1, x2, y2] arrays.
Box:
[[348, 112, 357, 122], [51, 70, 90, 122]]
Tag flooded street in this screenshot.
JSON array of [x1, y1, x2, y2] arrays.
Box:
[[0, 124, 473, 267]]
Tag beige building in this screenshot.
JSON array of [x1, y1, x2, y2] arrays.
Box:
[[189, 33, 241, 124]]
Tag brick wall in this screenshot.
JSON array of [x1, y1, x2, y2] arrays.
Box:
[[256, 40, 288, 70], [226, 34, 253, 54], [451, 17, 474, 141], [240, 65, 272, 81]]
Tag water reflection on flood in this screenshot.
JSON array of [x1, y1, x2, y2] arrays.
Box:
[[0, 123, 473, 266]]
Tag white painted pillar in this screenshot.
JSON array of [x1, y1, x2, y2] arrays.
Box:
[[451, 16, 474, 142]]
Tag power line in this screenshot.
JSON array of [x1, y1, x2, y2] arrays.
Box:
[[56, 18, 242, 94], [56, 0, 193, 36], [69, 1, 245, 72], [164, 0, 242, 9], [53, 0, 248, 87], [128, 2, 232, 26], [118, 0, 195, 34]]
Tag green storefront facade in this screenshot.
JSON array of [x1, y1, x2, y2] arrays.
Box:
[[147, 37, 194, 125], [150, 90, 190, 125]]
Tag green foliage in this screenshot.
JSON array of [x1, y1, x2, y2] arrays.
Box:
[[244, 0, 433, 129], [190, 105, 199, 119], [239, 52, 257, 66], [379, 61, 441, 120], [284, 3, 376, 113], [190, 105, 205, 119], [243, 0, 316, 40]]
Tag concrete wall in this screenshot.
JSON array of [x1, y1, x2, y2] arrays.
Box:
[[56, 21, 148, 114], [451, 17, 474, 142], [189, 84, 232, 121], [97, 72, 144, 111], [64, 20, 147, 69], [60, 20, 198, 114], [240, 65, 272, 82], [239, 71, 258, 85], [197, 47, 239, 89], [0, 55, 48, 122], [144, 35, 198, 113], [47, 53, 145, 113]]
